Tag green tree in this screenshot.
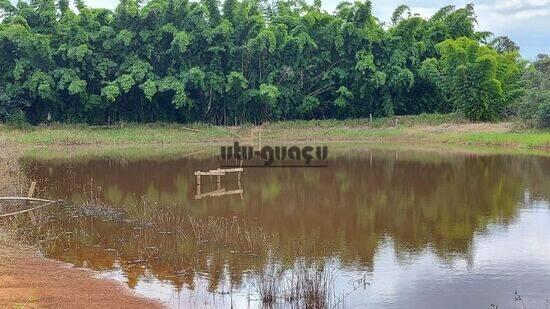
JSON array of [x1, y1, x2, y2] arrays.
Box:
[[431, 37, 522, 121], [0, 1, 524, 125]]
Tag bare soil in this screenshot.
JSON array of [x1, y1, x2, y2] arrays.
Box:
[[0, 234, 164, 308]]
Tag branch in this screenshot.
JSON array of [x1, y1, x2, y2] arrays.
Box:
[[0, 200, 62, 218]]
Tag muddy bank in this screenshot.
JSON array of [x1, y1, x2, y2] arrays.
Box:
[[0, 148, 163, 308], [0, 231, 164, 308]]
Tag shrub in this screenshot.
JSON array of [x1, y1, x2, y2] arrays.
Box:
[[538, 102, 550, 128], [5, 109, 30, 129]]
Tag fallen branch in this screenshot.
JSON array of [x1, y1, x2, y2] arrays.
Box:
[[0, 199, 62, 218], [0, 197, 55, 203], [179, 126, 206, 133]]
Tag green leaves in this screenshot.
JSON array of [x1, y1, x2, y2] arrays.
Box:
[[0, 1, 524, 124], [28, 71, 54, 100], [140, 79, 157, 101], [55, 68, 87, 95], [116, 30, 133, 46], [298, 95, 320, 116], [434, 37, 518, 121], [226, 72, 247, 92], [258, 84, 280, 107], [116, 74, 135, 93], [171, 31, 191, 53], [251, 29, 277, 54], [68, 79, 87, 95], [335, 86, 353, 108], [518, 54, 549, 127], [0, 0, 16, 18], [355, 51, 375, 74], [67, 44, 92, 63], [101, 83, 120, 102]]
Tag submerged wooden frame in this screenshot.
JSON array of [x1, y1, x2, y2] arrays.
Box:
[[194, 168, 244, 200]]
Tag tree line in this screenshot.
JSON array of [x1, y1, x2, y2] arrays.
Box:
[[0, 0, 546, 126]]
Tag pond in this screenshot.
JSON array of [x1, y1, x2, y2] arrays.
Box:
[[12, 145, 550, 308]]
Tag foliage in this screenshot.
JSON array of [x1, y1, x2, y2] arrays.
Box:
[[490, 36, 519, 53], [517, 54, 550, 128], [0, 0, 524, 124], [428, 37, 523, 121], [538, 102, 550, 128], [5, 109, 30, 129]]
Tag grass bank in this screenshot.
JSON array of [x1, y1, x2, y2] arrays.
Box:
[[1, 114, 549, 149]]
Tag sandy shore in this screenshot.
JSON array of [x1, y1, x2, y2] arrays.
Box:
[[0, 233, 164, 308]]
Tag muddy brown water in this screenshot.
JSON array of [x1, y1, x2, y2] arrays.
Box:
[[11, 146, 550, 308]]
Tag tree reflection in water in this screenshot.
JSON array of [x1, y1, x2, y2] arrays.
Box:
[[12, 148, 550, 306]]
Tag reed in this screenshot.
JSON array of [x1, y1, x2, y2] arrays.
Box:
[[254, 259, 366, 308], [286, 263, 334, 309], [256, 262, 285, 305], [254, 261, 337, 308], [186, 216, 270, 255]]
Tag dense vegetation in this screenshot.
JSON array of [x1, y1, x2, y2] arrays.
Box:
[[0, 0, 543, 126], [517, 54, 550, 128]]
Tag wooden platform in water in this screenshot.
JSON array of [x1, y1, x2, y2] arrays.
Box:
[[193, 168, 243, 176], [194, 168, 244, 200]]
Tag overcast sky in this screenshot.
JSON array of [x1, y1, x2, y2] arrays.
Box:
[[11, 0, 550, 58]]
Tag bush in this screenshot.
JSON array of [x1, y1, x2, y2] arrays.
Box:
[[538, 102, 550, 128], [5, 109, 30, 129], [516, 54, 549, 128]]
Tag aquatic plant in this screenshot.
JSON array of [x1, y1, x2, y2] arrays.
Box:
[[186, 216, 271, 255]]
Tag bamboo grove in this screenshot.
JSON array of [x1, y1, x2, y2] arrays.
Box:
[[0, 0, 530, 124]]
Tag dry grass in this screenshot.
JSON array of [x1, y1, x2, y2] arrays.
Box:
[[0, 147, 24, 197], [256, 262, 286, 306], [254, 260, 364, 309], [0, 227, 32, 262], [186, 216, 271, 255], [286, 264, 334, 309], [0, 147, 30, 251]]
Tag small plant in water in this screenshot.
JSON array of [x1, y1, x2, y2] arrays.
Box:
[[254, 259, 364, 309], [515, 290, 526, 309], [286, 262, 334, 309], [186, 216, 270, 255], [256, 262, 285, 306]]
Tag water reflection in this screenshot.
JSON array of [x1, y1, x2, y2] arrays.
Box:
[[15, 147, 550, 308]]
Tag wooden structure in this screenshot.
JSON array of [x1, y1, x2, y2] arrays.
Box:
[[194, 168, 244, 200]]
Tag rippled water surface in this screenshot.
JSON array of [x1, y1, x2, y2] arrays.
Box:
[[15, 146, 550, 308]]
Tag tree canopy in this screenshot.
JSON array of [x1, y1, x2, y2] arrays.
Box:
[[0, 0, 525, 124], [518, 54, 550, 128]]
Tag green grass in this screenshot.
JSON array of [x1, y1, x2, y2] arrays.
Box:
[[18, 145, 220, 163], [265, 113, 465, 130], [442, 131, 550, 148], [0, 122, 238, 145], [1, 114, 549, 149]]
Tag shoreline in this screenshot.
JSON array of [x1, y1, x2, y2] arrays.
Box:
[[0, 230, 164, 308], [1, 118, 549, 150]]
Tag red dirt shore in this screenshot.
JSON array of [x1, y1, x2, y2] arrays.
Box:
[[0, 237, 164, 308]]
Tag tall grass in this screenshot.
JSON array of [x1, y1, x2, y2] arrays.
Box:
[[187, 216, 270, 255], [255, 260, 363, 308], [0, 147, 24, 197], [285, 263, 334, 309], [0, 122, 236, 146], [256, 262, 286, 305]]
